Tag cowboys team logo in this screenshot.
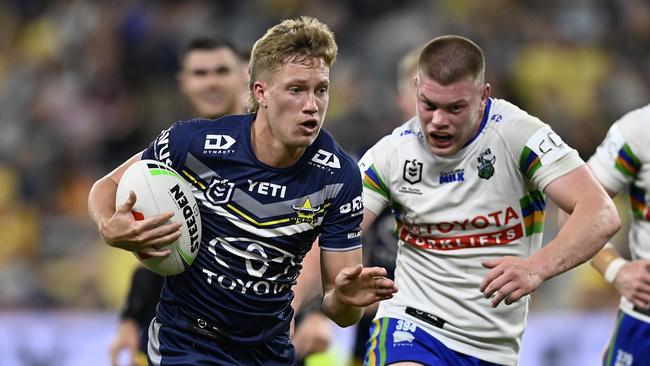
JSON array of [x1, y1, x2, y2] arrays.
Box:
[[477, 148, 496, 180], [205, 177, 235, 204], [292, 197, 320, 227], [403, 159, 423, 184]]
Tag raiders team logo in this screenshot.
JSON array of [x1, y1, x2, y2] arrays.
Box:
[[403, 159, 423, 184], [477, 148, 496, 180]]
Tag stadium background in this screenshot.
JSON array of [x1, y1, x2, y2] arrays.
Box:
[[0, 0, 648, 365]]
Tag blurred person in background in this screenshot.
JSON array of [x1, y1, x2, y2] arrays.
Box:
[[349, 45, 420, 366], [585, 103, 650, 366], [358, 35, 619, 366], [108, 34, 248, 366], [394, 47, 421, 122], [90, 16, 396, 366]]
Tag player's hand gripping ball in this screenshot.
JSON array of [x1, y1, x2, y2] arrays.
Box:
[[116, 159, 202, 275]]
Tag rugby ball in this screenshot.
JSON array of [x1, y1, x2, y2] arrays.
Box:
[[115, 159, 202, 275]]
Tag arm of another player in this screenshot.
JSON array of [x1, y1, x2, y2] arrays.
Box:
[[592, 243, 650, 308], [109, 318, 139, 366], [110, 267, 164, 365], [293, 311, 332, 360], [88, 152, 180, 256], [480, 165, 621, 307]]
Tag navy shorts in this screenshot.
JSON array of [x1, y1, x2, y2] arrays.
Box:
[[364, 317, 501, 366], [147, 317, 296, 366], [603, 310, 650, 366]]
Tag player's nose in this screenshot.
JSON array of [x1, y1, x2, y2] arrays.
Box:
[[303, 93, 318, 114], [430, 109, 449, 127]]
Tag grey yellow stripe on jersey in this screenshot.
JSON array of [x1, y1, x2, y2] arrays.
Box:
[[182, 153, 339, 235]]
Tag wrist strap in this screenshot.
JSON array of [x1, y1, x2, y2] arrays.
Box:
[[604, 258, 627, 283]]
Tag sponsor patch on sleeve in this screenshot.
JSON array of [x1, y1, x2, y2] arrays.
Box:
[[520, 126, 573, 179], [525, 126, 571, 166]]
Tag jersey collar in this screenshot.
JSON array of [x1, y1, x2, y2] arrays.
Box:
[[462, 97, 492, 148]]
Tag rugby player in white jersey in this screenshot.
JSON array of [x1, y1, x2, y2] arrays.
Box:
[[586, 104, 650, 366], [359, 35, 620, 366]]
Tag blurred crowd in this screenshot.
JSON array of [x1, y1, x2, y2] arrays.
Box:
[[0, 0, 648, 312]]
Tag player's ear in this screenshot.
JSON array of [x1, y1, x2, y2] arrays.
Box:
[[253, 81, 267, 109], [480, 83, 491, 107]]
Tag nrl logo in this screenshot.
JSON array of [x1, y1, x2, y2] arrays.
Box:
[[477, 148, 495, 180], [403, 159, 423, 184], [206, 178, 235, 204], [292, 197, 321, 227]]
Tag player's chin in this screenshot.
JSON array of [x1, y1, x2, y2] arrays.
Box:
[[291, 134, 318, 148], [427, 143, 459, 157]]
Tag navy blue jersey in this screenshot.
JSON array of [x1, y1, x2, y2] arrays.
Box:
[[141, 114, 363, 345]]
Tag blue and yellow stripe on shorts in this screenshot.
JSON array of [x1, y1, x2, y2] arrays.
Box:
[[365, 318, 389, 366]]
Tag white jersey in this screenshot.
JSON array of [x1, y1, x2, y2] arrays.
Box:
[[358, 98, 584, 365], [588, 103, 650, 322]]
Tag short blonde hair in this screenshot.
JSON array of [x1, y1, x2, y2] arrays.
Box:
[[247, 16, 338, 112]]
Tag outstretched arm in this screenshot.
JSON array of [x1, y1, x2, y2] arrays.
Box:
[[320, 248, 397, 327], [88, 152, 180, 255], [319, 208, 396, 326], [480, 165, 620, 307]]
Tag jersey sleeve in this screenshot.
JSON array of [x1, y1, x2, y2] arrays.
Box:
[[358, 136, 392, 216], [511, 118, 584, 191], [588, 122, 642, 193], [318, 160, 364, 252], [141, 122, 189, 172]]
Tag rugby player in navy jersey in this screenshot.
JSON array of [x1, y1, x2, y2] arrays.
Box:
[[89, 16, 397, 365], [108, 34, 248, 366]]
